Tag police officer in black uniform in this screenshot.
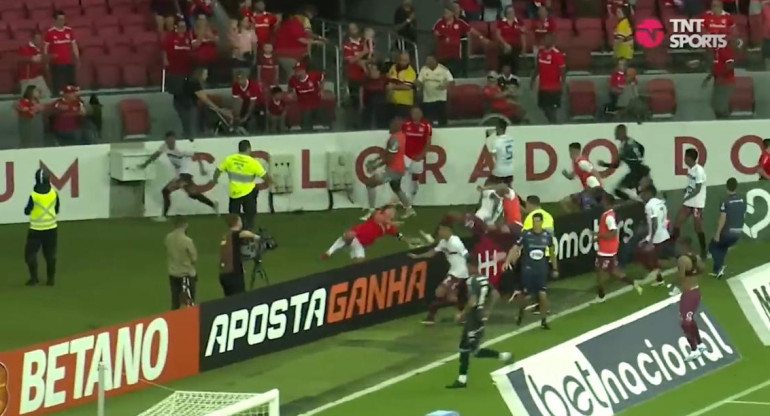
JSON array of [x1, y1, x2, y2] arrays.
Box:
[[218, 214, 260, 296]]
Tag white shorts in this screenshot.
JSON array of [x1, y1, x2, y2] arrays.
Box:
[[349, 237, 365, 259], [404, 156, 424, 175]]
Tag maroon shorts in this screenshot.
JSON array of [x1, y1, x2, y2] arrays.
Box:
[[679, 287, 701, 322], [442, 276, 469, 303], [595, 255, 618, 272]]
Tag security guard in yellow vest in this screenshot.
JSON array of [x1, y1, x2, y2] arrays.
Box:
[[211, 140, 273, 230], [24, 169, 59, 286]]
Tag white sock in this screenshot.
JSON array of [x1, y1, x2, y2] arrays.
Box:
[[326, 238, 346, 255], [367, 187, 377, 209], [458, 374, 467, 384]]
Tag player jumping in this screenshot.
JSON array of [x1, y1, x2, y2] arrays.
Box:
[[139, 131, 218, 221], [561, 142, 603, 212], [445, 257, 513, 389], [409, 222, 469, 325], [594, 192, 643, 303], [363, 119, 415, 220], [671, 148, 708, 258], [486, 119, 514, 186], [322, 205, 414, 263], [708, 178, 746, 279], [598, 124, 651, 201], [671, 237, 708, 362], [503, 213, 558, 329], [401, 106, 432, 202]]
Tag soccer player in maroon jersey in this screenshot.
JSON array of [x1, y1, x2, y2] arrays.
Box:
[[321, 205, 410, 263], [672, 237, 708, 361], [401, 107, 432, 204]]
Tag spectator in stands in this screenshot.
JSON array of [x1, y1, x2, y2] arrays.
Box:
[[15, 85, 45, 148], [151, 0, 181, 33], [387, 52, 418, 119], [482, 0, 503, 22], [240, 0, 254, 22], [252, 0, 280, 47], [362, 27, 376, 62], [703, 38, 736, 119], [51, 85, 87, 145], [606, 58, 626, 116], [677, 0, 704, 18], [344, 23, 368, 119], [19, 32, 50, 99], [192, 15, 219, 68], [613, 5, 634, 63], [361, 62, 389, 129], [44, 11, 79, 97], [231, 69, 265, 133], [173, 67, 232, 139], [532, 6, 556, 52], [497, 63, 520, 97], [230, 16, 258, 76], [530, 34, 565, 123], [762, 0, 770, 70], [483, 71, 522, 122], [458, 0, 483, 21], [274, 8, 323, 81], [188, 0, 214, 18], [394, 0, 417, 47], [494, 6, 527, 74], [606, 0, 628, 16], [288, 62, 325, 130], [527, 0, 551, 19], [267, 86, 287, 133], [417, 55, 453, 127], [433, 5, 489, 76], [258, 43, 279, 85], [163, 19, 193, 96]]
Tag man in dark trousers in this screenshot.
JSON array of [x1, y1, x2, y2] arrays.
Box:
[[165, 216, 198, 309], [219, 214, 261, 296], [24, 169, 59, 286]]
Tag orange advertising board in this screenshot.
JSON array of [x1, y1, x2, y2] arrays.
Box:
[[0, 307, 199, 416]]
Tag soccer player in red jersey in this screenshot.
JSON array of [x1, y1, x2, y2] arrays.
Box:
[[44, 11, 79, 96], [530, 34, 565, 124], [321, 205, 406, 262], [231, 70, 265, 132], [363, 120, 415, 219], [560, 142, 603, 213], [401, 107, 432, 203], [672, 237, 708, 361], [287, 62, 325, 130], [758, 139, 770, 180], [594, 193, 643, 303]]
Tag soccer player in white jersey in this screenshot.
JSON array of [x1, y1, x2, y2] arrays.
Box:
[[638, 185, 677, 286], [139, 131, 217, 221], [409, 223, 471, 325], [485, 119, 514, 186], [671, 148, 708, 257]]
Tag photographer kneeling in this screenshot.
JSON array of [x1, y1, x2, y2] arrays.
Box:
[[219, 214, 261, 296]]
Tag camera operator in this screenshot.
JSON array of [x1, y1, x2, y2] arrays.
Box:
[[219, 214, 260, 296], [165, 216, 197, 309]]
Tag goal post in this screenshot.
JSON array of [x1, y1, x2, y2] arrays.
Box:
[[134, 389, 280, 416], [206, 390, 280, 416]]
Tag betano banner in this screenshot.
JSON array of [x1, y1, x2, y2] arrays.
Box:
[[728, 263, 770, 345], [0, 307, 199, 416], [0, 120, 766, 224]]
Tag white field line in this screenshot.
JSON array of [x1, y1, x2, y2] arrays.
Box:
[[300, 268, 678, 416], [726, 401, 770, 406], [683, 379, 770, 416]]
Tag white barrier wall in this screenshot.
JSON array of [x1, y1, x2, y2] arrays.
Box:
[[0, 120, 766, 224]]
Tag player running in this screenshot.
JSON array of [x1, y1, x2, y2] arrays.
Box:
[[401, 106, 432, 201], [322, 205, 413, 263], [671, 237, 707, 362], [409, 223, 469, 325], [637, 185, 677, 286], [594, 193, 643, 303], [485, 119, 514, 186], [671, 148, 708, 258], [708, 178, 746, 279], [363, 119, 415, 220], [139, 131, 218, 221], [561, 142, 603, 212], [598, 124, 651, 201], [503, 213, 557, 329], [445, 258, 513, 389]]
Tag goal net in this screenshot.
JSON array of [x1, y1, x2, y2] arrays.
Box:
[[135, 389, 280, 416]]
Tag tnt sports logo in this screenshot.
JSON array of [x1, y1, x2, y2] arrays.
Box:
[[635, 18, 665, 48], [636, 18, 727, 49]]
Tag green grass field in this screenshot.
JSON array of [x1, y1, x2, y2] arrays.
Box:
[[1, 205, 768, 416]]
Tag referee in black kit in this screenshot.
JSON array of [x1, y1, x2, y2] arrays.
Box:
[[24, 169, 59, 287], [210, 140, 273, 230]]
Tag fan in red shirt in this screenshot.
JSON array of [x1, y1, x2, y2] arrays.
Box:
[[163, 19, 193, 84], [266, 86, 287, 133], [702, 41, 735, 119], [483, 71, 519, 120], [51, 85, 87, 146], [401, 107, 432, 202], [343, 23, 368, 110], [457, 0, 483, 21], [19, 32, 50, 98], [252, 0, 279, 46], [287, 62, 326, 130], [757, 139, 770, 180], [15, 85, 45, 148], [702, 1, 735, 36], [321, 205, 410, 263], [44, 11, 79, 97], [607, 58, 627, 114], [189, 0, 213, 17], [433, 5, 488, 73], [231, 70, 265, 132], [530, 34, 565, 124], [257, 43, 279, 85], [192, 17, 219, 66], [495, 6, 527, 73], [531, 6, 556, 48]]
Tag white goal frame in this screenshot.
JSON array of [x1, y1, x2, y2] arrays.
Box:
[[206, 389, 280, 416]]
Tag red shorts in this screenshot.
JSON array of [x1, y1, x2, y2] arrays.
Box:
[[679, 287, 701, 322], [595, 255, 618, 272]]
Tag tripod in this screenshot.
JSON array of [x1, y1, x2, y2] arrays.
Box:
[[249, 258, 270, 289]]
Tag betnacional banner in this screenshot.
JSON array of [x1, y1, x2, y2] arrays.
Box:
[[0, 120, 767, 224], [728, 263, 770, 346], [0, 308, 200, 416], [491, 296, 739, 416]]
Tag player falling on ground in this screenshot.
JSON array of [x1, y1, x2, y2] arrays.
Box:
[[139, 131, 218, 221], [672, 237, 708, 362], [708, 177, 746, 279], [594, 192, 643, 303], [401, 106, 432, 203], [485, 119, 514, 187], [503, 213, 557, 329], [671, 148, 708, 258], [637, 185, 678, 286], [445, 257, 513, 389], [598, 124, 651, 201], [322, 205, 415, 263], [363, 119, 415, 220], [560, 141, 604, 212], [409, 223, 469, 325]]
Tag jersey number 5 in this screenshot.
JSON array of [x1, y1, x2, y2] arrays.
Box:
[[505, 144, 513, 161]]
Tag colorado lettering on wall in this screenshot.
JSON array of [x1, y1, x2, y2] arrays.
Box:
[[0, 308, 199, 416], [728, 263, 770, 345], [491, 297, 739, 416], [198, 252, 446, 371]]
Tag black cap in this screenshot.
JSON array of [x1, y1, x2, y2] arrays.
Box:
[[35, 168, 49, 185]]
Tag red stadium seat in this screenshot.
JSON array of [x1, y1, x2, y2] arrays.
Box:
[[30, 9, 56, 22], [575, 18, 604, 50], [554, 30, 572, 49], [469, 21, 489, 55], [109, 0, 137, 15], [122, 63, 148, 87], [53, 0, 82, 16], [118, 98, 151, 138], [94, 14, 120, 31], [76, 62, 95, 89], [749, 15, 763, 47], [0, 23, 11, 41], [108, 43, 133, 60], [26, 0, 53, 12], [447, 84, 484, 120], [1, 3, 27, 21], [565, 45, 592, 72], [604, 16, 618, 47], [122, 13, 149, 34], [82, 0, 111, 16], [10, 21, 41, 40], [131, 31, 161, 50], [0, 40, 17, 55], [643, 46, 669, 70], [148, 63, 163, 86], [68, 16, 94, 36], [0, 68, 16, 94], [567, 80, 596, 120], [93, 54, 122, 88], [77, 36, 105, 58], [645, 78, 676, 117], [729, 76, 754, 117], [282, 93, 301, 128]]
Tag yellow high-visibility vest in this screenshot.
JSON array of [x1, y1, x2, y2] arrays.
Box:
[[29, 189, 58, 231], [218, 153, 267, 199], [523, 207, 555, 256]]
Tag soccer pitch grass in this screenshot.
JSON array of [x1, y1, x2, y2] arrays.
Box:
[[1, 207, 768, 416]]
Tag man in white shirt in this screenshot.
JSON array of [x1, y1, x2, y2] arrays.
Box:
[[409, 223, 469, 325], [417, 55, 454, 126], [672, 148, 708, 257], [639, 185, 676, 285], [485, 119, 515, 186]]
